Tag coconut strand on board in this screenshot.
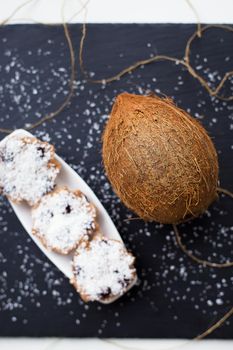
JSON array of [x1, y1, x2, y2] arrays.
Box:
[[185, 0, 202, 38], [0, 2, 232, 134], [0, 24, 75, 134], [102, 306, 233, 350], [124, 187, 233, 268], [79, 23, 233, 101], [0, 0, 88, 134], [173, 187, 233, 269], [184, 24, 233, 101]]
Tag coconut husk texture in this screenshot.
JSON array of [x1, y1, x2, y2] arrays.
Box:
[[102, 93, 219, 224]]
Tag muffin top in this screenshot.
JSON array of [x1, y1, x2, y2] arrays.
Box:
[[0, 136, 60, 205], [32, 187, 96, 254], [72, 236, 136, 302]]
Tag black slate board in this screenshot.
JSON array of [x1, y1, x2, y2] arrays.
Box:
[[0, 24, 232, 338]]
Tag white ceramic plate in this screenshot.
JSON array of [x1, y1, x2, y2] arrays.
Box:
[[0, 129, 137, 303]]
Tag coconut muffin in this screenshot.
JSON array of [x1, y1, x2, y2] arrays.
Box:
[[32, 187, 96, 254], [0, 135, 60, 205], [71, 236, 136, 302]]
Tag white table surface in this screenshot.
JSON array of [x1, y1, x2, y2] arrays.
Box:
[[0, 1, 232, 349], [0, 0, 233, 24]]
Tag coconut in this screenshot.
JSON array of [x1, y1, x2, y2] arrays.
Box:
[[102, 93, 219, 224]]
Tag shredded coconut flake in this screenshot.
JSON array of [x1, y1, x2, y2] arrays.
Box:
[[32, 188, 96, 254], [72, 237, 136, 301], [0, 135, 60, 205]]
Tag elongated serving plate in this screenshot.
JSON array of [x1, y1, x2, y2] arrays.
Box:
[[0, 129, 137, 304]]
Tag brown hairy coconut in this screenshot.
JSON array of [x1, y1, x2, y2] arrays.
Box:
[[102, 93, 219, 224]]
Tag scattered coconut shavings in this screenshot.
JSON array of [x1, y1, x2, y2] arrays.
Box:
[[72, 237, 136, 302], [0, 136, 60, 205], [32, 188, 96, 254]]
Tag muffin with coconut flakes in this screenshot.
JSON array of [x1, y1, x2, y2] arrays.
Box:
[[32, 187, 97, 254], [71, 236, 136, 302], [0, 135, 60, 205]]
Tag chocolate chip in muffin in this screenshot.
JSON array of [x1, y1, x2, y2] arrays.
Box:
[[98, 287, 112, 299], [37, 146, 45, 158], [65, 204, 72, 214]]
